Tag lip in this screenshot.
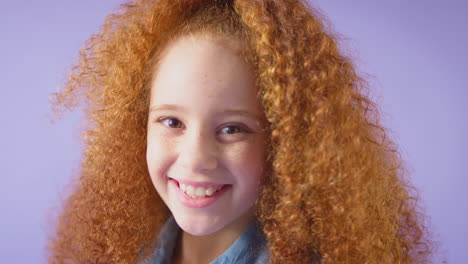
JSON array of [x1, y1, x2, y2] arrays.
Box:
[[168, 178, 231, 209]]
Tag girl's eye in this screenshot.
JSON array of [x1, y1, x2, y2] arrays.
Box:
[[220, 125, 248, 135], [159, 117, 184, 129]]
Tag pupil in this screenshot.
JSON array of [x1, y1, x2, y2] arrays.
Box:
[[226, 126, 238, 134], [170, 119, 179, 127]]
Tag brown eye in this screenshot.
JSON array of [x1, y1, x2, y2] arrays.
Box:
[[160, 117, 183, 128], [220, 125, 248, 135]]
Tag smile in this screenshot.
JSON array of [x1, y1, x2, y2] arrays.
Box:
[[179, 183, 225, 198], [168, 177, 232, 208]]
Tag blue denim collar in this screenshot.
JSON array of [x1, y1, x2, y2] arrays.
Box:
[[147, 215, 269, 264]]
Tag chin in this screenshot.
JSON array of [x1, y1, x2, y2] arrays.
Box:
[[173, 213, 228, 236]]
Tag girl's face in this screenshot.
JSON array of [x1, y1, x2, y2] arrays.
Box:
[[146, 35, 266, 236]]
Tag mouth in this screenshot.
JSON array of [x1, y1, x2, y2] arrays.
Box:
[[169, 178, 230, 199]]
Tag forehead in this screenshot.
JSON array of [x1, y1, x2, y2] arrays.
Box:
[[150, 35, 261, 113]]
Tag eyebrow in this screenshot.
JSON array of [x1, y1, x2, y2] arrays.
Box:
[[149, 104, 263, 123]]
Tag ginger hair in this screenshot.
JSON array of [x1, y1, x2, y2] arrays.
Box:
[[47, 0, 434, 263]]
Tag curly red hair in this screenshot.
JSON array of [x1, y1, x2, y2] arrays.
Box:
[[47, 0, 434, 263]]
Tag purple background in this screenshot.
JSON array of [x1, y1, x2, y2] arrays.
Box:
[[1, 0, 466, 262]]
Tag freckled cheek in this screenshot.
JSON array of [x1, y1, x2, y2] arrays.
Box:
[[146, 136, 175, 184], [228, 140, 266, 186]]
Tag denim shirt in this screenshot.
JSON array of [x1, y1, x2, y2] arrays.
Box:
[[145, 216, 269, 264]]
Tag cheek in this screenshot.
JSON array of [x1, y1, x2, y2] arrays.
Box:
[[146, 139, 159, 175], [146, 135, 173, 184], [229, 138, 266, 188]]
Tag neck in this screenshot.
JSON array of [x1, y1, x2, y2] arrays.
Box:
[[172, 210, 255, 264]]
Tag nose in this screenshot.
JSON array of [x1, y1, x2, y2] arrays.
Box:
[[177, 127, 219, 173]]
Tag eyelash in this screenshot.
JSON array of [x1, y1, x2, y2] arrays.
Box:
[[156, 117, 250, 135]]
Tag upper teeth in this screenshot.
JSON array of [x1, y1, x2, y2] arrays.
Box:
[[179, 183, 222, 198]]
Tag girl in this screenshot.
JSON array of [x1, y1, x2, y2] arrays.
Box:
[[48, 0, 434, 263]]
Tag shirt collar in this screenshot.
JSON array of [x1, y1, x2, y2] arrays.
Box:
[[148, 215, 269, 264]]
